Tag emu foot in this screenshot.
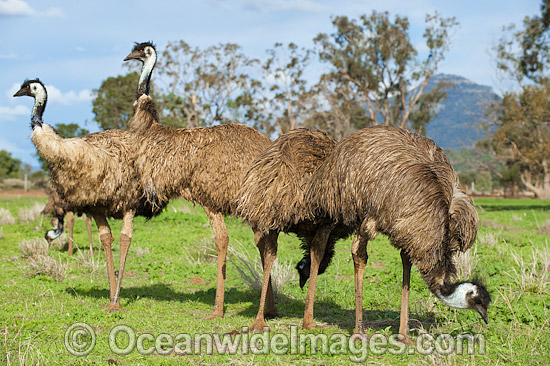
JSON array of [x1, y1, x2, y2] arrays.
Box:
[[397, 333, 413, 345], [102, 303, 123, 313], [302, 318, 315, 330], [247, 319, 267, 333], [205, 310, 224, 320]]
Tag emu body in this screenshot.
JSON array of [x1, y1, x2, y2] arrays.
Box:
[[14, 79, 166, 312], [305, 125, 490, 339], [237, 128, 352, 331], [125, 42, 272, 319]]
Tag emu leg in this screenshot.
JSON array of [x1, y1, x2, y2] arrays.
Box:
[[204, 208, 229, 319], [67, 211, 74, 255], [248, 230, 279, 332], [112, 210, 135, 308], [86, 214, 93, 255], [302, 225, 332, 330], [254, 229, 277, 319], [93, 215, 119, 311], [398, 250, 413, 344], [351, 233, 368, 335]]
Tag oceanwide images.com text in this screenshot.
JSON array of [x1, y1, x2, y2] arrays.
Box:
[[65, 323, 486, 362]]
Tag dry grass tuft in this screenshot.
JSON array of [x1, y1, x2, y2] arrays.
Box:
[[454, 245, 479, 279], [0, 207, 15, 225], [18, 203, 43, 223], [477, 232, 499, 247], [183, 237, 217, 265], [135, 246, 150, 257], [50, 233, 68, 251], [19, 238, 48, 259], [25, 254, 67, 282], [503, 241, 550, 293], [75, 249, 105, 280], [537, 220, 550, 235], [227, 242, 296, 296]]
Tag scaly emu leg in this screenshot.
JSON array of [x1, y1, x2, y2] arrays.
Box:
[[93, 215, 118, 311], [302, 225, 333, 330], [86, 214, 93, 255], [204, 208, 229, 319], [248, 230, 279, 332], [254, 229, 277, 319], [112, 210, 135, 309], [66, 211, 74, 255], [398, 250, 413, 344], [351, 233, 369, 335]]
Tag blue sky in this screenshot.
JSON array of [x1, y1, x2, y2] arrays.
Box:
[[0, 0, 541, 168]]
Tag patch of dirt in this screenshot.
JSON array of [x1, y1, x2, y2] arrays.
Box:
[[0, 189, 47, 198], [189, 276, 208, 285]]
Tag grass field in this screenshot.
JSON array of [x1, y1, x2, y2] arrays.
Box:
[[0, 196, 548, 365]]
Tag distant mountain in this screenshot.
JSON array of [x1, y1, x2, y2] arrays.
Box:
[[423, 74, 499, 150]]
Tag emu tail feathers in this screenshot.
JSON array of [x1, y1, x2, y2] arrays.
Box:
[[448, 186, 478, 253]]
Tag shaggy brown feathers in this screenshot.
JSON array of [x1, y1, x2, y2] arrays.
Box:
[[130, 95, 271, 214], [306, 125, 479, 292], [237, 128, 337, 231]]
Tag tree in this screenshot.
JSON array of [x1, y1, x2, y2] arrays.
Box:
[[36, 123, 90, 171], [313, 11, 458, 132], [0, 150, 22, 180], [491, 83, 550, 198], [92, 72, 140, 130], [157, 41, 258, 127], [303, 76, 370, 140], [491, 1, 550, 198], [252, 42, 312, 135]]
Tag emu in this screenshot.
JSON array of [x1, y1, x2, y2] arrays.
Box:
[[236, 128, 352, 331], [43, 186, 93, 255], [124, 42, 272, 319], [305, 125, 491, 340], [14, 79, 166, 312]]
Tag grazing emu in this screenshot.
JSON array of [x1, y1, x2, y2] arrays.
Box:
[[42, 187, 94, 255], [124, 42, 272, 319], [237, 128, 352, 331], [305, 125, 490, 340], [14, 79, 166, 312]]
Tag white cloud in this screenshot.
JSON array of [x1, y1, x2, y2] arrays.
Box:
[[0, 104, 29, 121], [0, 0, 63, 17], [215, 0, 327, 13], [45, 85, 93, 105], [0, 52, 16, 59]]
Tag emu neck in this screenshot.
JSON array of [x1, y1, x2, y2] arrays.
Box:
[[437, 282, 476, 309], [138, 52, 156, 97], [31, 91, 47, 128]]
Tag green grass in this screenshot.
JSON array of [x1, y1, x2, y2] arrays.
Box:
[[0, 197, 549, 365]]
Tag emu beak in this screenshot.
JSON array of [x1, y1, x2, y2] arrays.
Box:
[[13, 88, 27, 97], [124, 50, 142, 61], [474, 305, 488, 324], [299, 274, 308, 289]]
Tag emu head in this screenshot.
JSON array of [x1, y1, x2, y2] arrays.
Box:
[[14, 78, 47, 102], [296, 256, 311, 289], [13, 79, 47, 128], [45, 216, 64, 244], [438, 279, 491, 324], [124, 41, 157, 63], [124, 42, 157, 97], [295, 254, 332, 289]]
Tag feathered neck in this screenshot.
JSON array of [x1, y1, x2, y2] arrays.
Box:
[[31, 86, 47, 129], [437, 282, 477, 309], [137, 48, 157, 98]]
